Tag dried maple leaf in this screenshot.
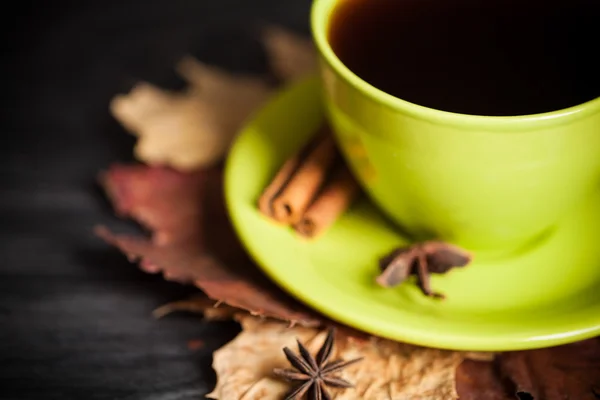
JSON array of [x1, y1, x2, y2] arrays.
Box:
[[96, 164, 319, 326], [262, 26, 318, 82], [208, 315, 487, 400], [110, 57, 272, 170], [109, 27, 320, 171], [456, 338, 600, 399], [176, 56, 273, 136]]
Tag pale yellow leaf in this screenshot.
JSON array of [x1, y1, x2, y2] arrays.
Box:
[[109, 57, 272, 170], [208, 316, 488, 400], [263, 26, 318, 82]]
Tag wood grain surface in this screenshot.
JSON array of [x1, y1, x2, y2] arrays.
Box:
[[1, 1, 311, 398]]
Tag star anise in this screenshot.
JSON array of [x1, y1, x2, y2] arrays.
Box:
[[376, 241, 472, 298], [273, 328, 363, 400]]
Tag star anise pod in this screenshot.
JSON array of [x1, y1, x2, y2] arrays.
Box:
[[376, 241, 472, 298], [273, 328, 363, 400]]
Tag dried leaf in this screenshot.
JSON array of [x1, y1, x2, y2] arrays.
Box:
[[455, 360, 513, 400], [110, 27, 320, 170], [152, 295, 240, 321], [110, 57, 272, 170], [456, 338, 600, 399], [176, 56, 273, 135], [499, 339, 600, 399], [208, 315, 483, 400], [262, 26, 318, 82], [96, 164, 319, 326]]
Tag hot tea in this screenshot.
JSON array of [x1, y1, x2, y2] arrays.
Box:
[[328, 0, 600, 116]]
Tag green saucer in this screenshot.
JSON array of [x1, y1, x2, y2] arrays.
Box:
[[224, 76, 600, 351]]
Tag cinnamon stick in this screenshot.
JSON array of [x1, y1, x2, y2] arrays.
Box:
[[294, 161, 360, 238], [258, 130, 328, 220], [258, 149, 304, 219], [270, 133, 337, 224], [258, 123, 360, 238]]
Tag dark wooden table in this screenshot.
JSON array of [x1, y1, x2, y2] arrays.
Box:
[[1, 1, 311, 398]]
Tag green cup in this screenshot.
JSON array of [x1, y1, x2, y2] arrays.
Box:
[[311, 0, 600, 254]]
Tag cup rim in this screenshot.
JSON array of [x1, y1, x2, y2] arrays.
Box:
[[310, 0, 600, 127]]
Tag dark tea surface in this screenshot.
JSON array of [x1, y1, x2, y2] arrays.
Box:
[[328, 0, 600, 116]]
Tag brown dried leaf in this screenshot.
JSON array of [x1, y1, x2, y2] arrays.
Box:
[[208, 315, 483, 400], [455, 360, 513, 400], [262, 26, 318, 82], [96, 164, 319, 326], [456, 338, 600, 399], [499, 339, 600, 399], [110, 57, 272, 170], [152, 295, 241, 321]]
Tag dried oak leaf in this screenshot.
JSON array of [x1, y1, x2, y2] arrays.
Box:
[[262, 26, 318, 82], [456, 338, 600, 399], [208, 315, 486, 400], [96, 164, 319, 326], [110, 57, 272, 170]]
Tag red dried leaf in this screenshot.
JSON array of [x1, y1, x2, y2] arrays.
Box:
[[96, 164, 320, 326], [456, 338, 600, 399], [97, 166, 600, 397]]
